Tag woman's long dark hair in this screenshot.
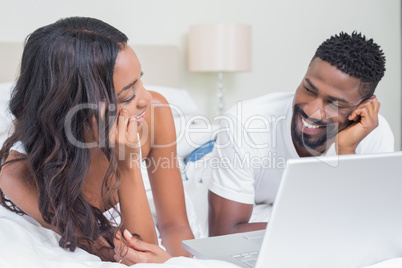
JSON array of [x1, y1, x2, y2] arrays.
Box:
[[0, 17, 128, 254]]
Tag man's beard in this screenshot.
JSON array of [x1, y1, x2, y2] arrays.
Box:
[[291, 104, 338, 153]]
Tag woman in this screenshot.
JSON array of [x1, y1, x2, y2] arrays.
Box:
[[0, 16, 193, 262]]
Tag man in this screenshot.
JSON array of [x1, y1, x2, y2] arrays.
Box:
[[207, 32, 394, 236]]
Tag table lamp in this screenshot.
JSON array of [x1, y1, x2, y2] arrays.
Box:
[[188, 23, 251, 115]]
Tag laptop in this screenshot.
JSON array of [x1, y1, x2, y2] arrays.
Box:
[[182, 151, 402, 268]]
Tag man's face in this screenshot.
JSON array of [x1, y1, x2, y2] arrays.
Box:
[[292, 58, 364, 157]]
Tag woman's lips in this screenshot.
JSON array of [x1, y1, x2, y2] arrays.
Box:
[[136, 110, 146, 123]]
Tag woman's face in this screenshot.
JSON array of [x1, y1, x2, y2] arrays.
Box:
[[113, 45, 152, 127]]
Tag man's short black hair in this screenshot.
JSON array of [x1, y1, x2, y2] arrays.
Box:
[[313, 31, 386, 98]]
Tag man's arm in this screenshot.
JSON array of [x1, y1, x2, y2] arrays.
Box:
[[208, 190, 266, 236]]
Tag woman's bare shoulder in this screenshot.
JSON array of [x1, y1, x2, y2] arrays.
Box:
[[142, 90, 176, 156], [144, 91, 175, 130], [0, 151, 33, 199], [0, 151, 51, 227], [149, 90, 169, 105], [1, 151, 29, 180]]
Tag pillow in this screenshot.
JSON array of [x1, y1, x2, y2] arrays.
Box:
[[174, 116, 219, 158], [0, 82, 14, 146], [0, 82, 13, 100], [145, 85, 198, 116]]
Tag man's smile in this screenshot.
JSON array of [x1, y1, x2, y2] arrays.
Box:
[[301, 117, 322, 129]]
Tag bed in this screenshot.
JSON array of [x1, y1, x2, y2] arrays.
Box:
[[0, 42, 400, 268]]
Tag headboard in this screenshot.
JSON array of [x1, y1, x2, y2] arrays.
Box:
[[0, 42, 182, 88]]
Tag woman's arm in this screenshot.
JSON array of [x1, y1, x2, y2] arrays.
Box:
[[113, 109, 158, 245], [145, 92, 194, 257]]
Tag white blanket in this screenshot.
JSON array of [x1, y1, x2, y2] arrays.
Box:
[[0, 205, 239, 268], [2, 204, 402, 268]]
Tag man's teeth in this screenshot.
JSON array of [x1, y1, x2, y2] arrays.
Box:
[[302, 118, 320, 129]]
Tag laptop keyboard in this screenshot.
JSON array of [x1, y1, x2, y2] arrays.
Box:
[[232, 251, 259, 268]]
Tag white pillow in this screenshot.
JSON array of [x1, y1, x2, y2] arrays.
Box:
[[0, 82, 13, 100], [0, 82, 14, 146], [174, 116, 219, 158], [145, 85, 198, 116]]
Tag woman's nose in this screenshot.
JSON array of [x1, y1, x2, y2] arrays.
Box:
[[137, 86, 152, 108]]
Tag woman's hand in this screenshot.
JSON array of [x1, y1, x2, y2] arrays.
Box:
[[110, 109, 140, 171], [113, 230, 172, 265]]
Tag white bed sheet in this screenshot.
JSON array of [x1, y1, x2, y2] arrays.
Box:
[[1, 203, 402, 268], [0, 205, 240, 268]]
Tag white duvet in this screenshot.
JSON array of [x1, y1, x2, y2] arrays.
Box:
[[0, 205, 239, 268], [2, 201, 402, 268], [1, 203, 402, 268]]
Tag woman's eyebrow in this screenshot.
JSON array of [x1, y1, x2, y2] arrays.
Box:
[[117, 79, 138, 96]]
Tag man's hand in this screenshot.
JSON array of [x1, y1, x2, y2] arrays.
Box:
[[113, 230, 172, 265], [335, 96, 380, 155]]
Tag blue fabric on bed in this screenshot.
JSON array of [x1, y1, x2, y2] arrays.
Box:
[[184, 139, 216, 165]]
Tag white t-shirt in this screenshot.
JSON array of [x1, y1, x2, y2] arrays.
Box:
[[207, 92, 395, 206]]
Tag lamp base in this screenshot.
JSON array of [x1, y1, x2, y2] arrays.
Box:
[[217, 71, 224, 116]]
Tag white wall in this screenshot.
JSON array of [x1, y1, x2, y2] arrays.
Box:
[[0, 0, 400, 149]]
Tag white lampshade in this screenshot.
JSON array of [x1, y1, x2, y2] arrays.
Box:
[[188, 23, 251, 72]]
